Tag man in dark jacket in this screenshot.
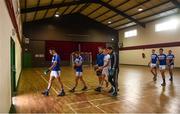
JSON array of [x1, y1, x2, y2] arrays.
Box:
[[107, 47, 119, 96]]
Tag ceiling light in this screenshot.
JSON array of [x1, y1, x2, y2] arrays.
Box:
[[138, 8, 143, 11], [111, 38, 114, 41], [108, 21, 112, 24], [55, 14, 60, 17]]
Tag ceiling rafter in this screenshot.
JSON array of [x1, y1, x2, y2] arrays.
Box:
[[76, 3, 90, 13], [52, 0, 66, 18], [42, 0, 54, 19], [110, 0, 171, 27], [21, 0, 93, 13], [170, 0, 180, 8], [97, 0, 145, 27], [100, 0, 151, 23], [24, 0, 27, 22], [86, 0, 112, 16], [61, 4, 71, 16], [69, 1, 80, 14], [33, 0, 41, 21], [116, 7, 177, 30], [93, 0, 130, 20]]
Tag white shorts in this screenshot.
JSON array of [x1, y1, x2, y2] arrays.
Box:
[[168, 65, 174, 69], [150, 63, 157, 68], [76, 72, 83, 77], [102, 68, 109, 76], [50, 71, 61, 78], [159, 65, 166, 70]]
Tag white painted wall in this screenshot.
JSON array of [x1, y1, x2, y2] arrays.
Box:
[[119, 14, 180, 67], [0, 0, 22, 112]]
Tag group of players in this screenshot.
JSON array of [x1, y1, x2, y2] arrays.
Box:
[[42, 47, 119, 97], [149, 48, 175, 86]]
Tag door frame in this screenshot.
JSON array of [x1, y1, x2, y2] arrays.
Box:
[[10, 37, 16, 97]]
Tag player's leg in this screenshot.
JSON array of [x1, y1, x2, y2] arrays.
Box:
[[79, 74, 87, 91], [111, 69, 118, 96], [160, 68, 166, 86], [150, 64, 157, 81], [169, 65, 173, 81], [42, 75, 55, 96], [108, 73, 115, 93], [70, 72, 80, 92], [152, 67, 157, 81], [103, 75, 109, 87], [56, 71, 65, 96]]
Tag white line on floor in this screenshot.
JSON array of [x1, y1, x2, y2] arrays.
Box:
[[39, 74, 58, 94]]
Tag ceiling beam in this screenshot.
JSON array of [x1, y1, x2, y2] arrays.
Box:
[[100, 0, 150, 23], [69, 4, 79, 14], [52, 0, 66, 18], [21, 0, 93, 13], [170, 0, 180, 8], [97, 0, 145, 27], [42, 0, 54, 19], [24, 0, 27, 22], [116, 7, 177, 30], [109, 0, 171, 27], [33, 0, 40, 21], [76, 3, 90, 13], [86, 0, 112, 16], [94, 0, 130, 19]]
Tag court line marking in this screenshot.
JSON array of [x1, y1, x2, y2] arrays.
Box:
[[89, 101, 106, 113], [39, 73, 58, 94], [36, 70, 106, 95], [36, 69, 119, 113], [36, 71, 76, 113], [36, 70, 72, 90], [67, 104, 77, 113]]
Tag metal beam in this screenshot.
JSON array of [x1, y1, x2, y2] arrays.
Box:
[[170, 0, 180, 8], [21, 0, 93, 13], [100, 0, 150, 23], [116, 7, 177, 30], [42, 0, 54, 19], [52, 0, 66, 17], [33, 0, 40, 21], [24, 0, 27, 22], [93, 0, 130, 19], [110, 0, 171, 27], [86, 0, 112, 16], [97, 0, 145, 27], [76, 3, 90, 13], [69, 4, 79, 14]]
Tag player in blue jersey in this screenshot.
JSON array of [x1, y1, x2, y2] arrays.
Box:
[[42, 49, 65, 96], [69, 51, 87, 92], [167, 50, 175, 81], [148, 49, 158, 81], [94, 47, 106, 92], [158, 48, 167, 86]]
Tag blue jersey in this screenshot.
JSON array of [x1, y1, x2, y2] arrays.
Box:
[[96, 53, 104, 66], [74, 56, 83, 72], [167, 54, 175, 65], [158, 54, 166, 65], [151, 54, 158, 64], [51, 54, 61, 71]]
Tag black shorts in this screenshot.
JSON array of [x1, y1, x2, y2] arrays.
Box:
[[96, 70, 102, 76]]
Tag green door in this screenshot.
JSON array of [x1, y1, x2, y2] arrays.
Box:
[[10, 38, 16, 96], [23, 52, 32, 68]]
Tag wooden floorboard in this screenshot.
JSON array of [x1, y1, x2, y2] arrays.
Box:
[[14, 65, 180, 113]]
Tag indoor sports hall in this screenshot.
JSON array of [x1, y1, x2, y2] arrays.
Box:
[[0, 0, 180, 113]]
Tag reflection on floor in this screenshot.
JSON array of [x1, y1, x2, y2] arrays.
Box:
[[15, 65, 180, 113]]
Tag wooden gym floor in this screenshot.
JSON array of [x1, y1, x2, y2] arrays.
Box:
[[14, 65, 180, 113]]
